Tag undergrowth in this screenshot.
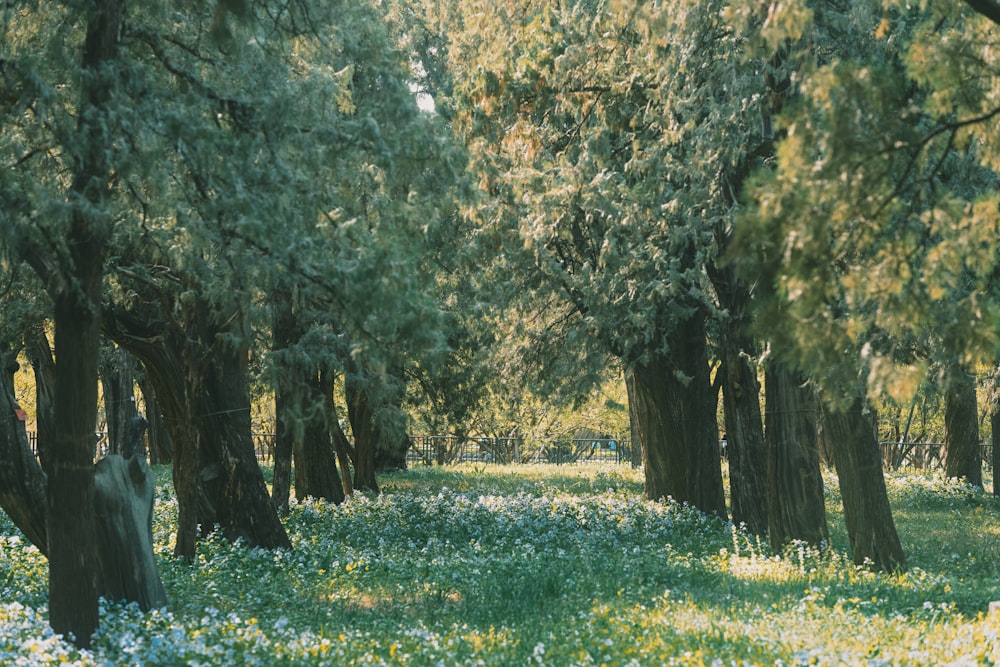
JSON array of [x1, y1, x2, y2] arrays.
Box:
[[0, 463, 998, 665]]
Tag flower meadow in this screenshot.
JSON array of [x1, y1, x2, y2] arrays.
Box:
[[1, 464, 999, 665]]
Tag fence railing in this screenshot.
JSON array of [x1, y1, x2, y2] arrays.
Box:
[[26, 430, 993, 472], [879, 442, 994, 471]]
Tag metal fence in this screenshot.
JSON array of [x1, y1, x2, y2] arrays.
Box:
[[406, 436, 631, 466], [879, 442, 994, 471]]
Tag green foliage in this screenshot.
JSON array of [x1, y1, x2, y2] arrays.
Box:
[[2, 465, 1000, 664], [729, 0, 1000, 403]]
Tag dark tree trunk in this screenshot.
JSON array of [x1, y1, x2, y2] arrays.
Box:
[[345, 370, 379, 493], [105, 298, 290, 556], [326, 373, 355, 497], [100, 342, 138, 456], [944, 366, 982, 487], [271, 285, 344, 507], [292, 370, 345, 503], [764, 364, 828, 550], [993, 400, 1000, 499], [187, 308, 290, 549], [138, 375, 173, 464], [270, 285, 297, 513], [24, 325, 56, 471], [630, 318, 726, 517], [707, 255, 768, 535], [822, 396, 907, 572], [41, 0, 124, 646], [0, 352, 48, 554], [48, 276, 102, 647]]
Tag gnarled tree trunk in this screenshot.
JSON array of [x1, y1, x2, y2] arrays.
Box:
[[0, 352, 48, 554], [631, 316, 726, 517]]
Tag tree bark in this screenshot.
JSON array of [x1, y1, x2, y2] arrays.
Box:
[[42, 0, 125, 647], [630, 318, 726, 517], [944, 365, 982, 487], [93, 452, 168, 610], [323, 369, 355, 496], [100, 342, 139, 456], [708, 256, 768, 535], [270, 285, 298, 513], [186, 309, 291, 549], [290, 373, 344, 503], [138, 374, 173, 464], [105, 296, 290, 556], [764, 364, 828, 550], [346, 369, 379, 493], [822, 396, 907, 572], [0, 352, 48, 554]]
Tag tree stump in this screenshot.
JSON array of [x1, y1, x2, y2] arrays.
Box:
[[93, 453, 167, 610]]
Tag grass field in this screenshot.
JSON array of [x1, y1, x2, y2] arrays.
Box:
[[1, 463, 998, 665]]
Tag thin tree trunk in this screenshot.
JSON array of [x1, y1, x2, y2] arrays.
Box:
[[270, 284, 297, 513], [138, 375, 173, 464], [346, 369, 379, 493], [718, 346, 767, 536], [764, 364, 828, 551], [631, 320, 726, 517], [623, 367, 643, 468], [822, 396, 907, 572], [325, 369, 355, 496], [708, 256, 768, 535], [944, 365, 982, 487], [100, 342, 138, 456], [24, 325, 55, 471]]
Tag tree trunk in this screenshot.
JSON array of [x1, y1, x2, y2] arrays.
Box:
[[24, 325, 56, 471], [270, 285, 297, 513], [630, 319, 726, 517], [718, 343, 767, 536], [48, 280, 102, 647], [708, 256, 768, 535], [138, 375, 173, 464], [43, 0, 124, 646], [764, 364, 828, 551], [822, 396, 907, 572], [100, 342, 138, 456], [0, 352, 48, 554], [623, 367, 643, 468], [93, 452, 168, 610], [325, 369, 355, 497], [944, 365, 982, 487], [193, 319, 290, 549], [105, 297, 290, 556], [345, 369, 379, 493], [291, 370, 345, 503]]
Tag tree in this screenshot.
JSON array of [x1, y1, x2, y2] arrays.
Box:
[[418, 0, 812, 516], [764, 363, 828, 551], [944, 364, 983, 487]]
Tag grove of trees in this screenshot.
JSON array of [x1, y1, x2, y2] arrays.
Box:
[[2, 0, 1000, 646]]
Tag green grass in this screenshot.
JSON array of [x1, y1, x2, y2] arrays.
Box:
[[1, 463, 999, 665]]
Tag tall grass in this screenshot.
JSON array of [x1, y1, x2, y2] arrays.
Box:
[[0, 463, 998, 665]]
